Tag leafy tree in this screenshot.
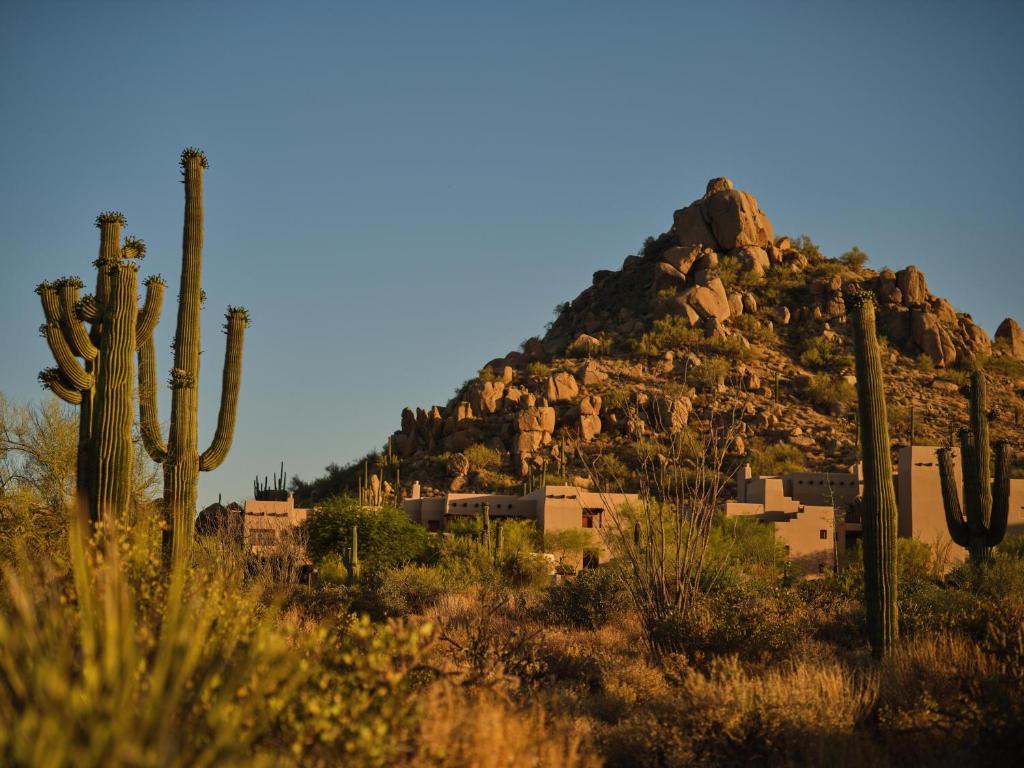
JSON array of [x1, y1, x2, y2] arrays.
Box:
[[305, 496, 429, 568]]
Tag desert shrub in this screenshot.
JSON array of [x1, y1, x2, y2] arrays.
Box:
[[593, 453, 632, 489], [791, 234, 824, 263], [748, 442, 807, 476], [1000, 533, 1024, 560], [799, 336, 853, 373], [876, 635, 1024, 761], [729, 313, 775, 343], [692, 356, 729, 390], [405, 684, 600, 767], [463, 443, 502, 471], [651, 583, 813, 663], [285, 583, 353, 621], [634, 316, 703, 357], [526, 361, 552, 379], [803, 373, 856, 411], [914, 353, 935, 372], [542, 566, 628, 629], [306, 497, 430, 569], [354, 565, 448, 618], [934, 366, 970, 388], [755, 264, 805, 308], [600, 385, 632, 411], [600, 654, 877, 767], [839, 246, 869, 269], [715, 256, 760, 291], [979, 350, 1024, 378], [702, 515, 787, 586]]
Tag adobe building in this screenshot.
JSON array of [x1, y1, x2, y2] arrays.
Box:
[[243, 492, 310, 555], [401, 482, 639, 566], [726, 445, 1024, 576]]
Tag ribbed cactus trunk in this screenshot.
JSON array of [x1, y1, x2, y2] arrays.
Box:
[[133, 149, 249, 567], [851, 292, 899, 658], [88, 262, 138, 521], [162, 151, 206, 565]]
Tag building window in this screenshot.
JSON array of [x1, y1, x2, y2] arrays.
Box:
[[820, 529, 828, 539], [583, 549, 600, 569], [582, 508, 603, 529]]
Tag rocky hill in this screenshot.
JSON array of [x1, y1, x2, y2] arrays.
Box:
[[383, 178, 1024, 497]]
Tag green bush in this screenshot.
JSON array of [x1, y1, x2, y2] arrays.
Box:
[[353, 565, 448, 618], [305, 497, 429, 569], [803, 373, 856, 411], [748, 443, 807, 476], [634, 316, 703, 357], [799, 337, 854, 373], [542, 567, 628, 629], [839, 246, 869, 269], [526, 361, 552, 379], [693, 356, 730, 390], [463, 443, 502, 471]]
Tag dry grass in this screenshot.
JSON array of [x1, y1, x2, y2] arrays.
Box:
[[402, 685, 601, 768]]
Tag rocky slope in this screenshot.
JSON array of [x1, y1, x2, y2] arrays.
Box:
[[385, 178, 1024, 496]]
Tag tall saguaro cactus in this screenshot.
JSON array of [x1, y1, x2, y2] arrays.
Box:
[[138, 148, 249, 565], [937, 370, 1011, 565], [36, 215, 164, 522], [850, 292, 899, 658]]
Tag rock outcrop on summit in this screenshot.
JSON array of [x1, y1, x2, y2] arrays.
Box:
[[382, 178, 1024, 497]]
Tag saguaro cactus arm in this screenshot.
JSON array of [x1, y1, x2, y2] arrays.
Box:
[[137, 335, 168, 463], [76, 294, 100, 323], [136, 275, 165, 346], [57, 279, 99, 361], [39, 368, 83, 405], [39, 317, 93, 392], [987, 441, 1011, 547], [937, 447, 971, 548], [199, 307, 249, 471]]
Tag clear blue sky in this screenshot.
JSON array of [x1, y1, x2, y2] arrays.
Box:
[[2, 0, 1022, 506]]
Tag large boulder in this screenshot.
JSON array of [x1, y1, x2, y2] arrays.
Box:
[[701, 188, 774, 250], [653, 261, 689, 293], [734, 245, 770, 279], [651, 396, 692, 434], [995, 318, 1024, 360], [911, 309, 957, 367], [468, 380, 505, 415], [579, 413, 602, 441], [516, 406, 556, 434], [567, 333, 602, 356], [682, 284, 731, 322], [896, 266, 929, 307], [546, 372, 579, 402], [661, 245, 702, 275], [578, 359, 609, 385], [671, 203, 718, 249]]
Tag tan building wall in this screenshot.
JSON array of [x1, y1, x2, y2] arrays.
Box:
[[733, 447, 1024, 573], [244, 494, 309, 555], [401, 485, 639, 564]]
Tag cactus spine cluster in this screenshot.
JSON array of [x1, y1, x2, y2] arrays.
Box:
[[37, 214, 165, 522], [850, 292, 899, 658], [937, 370, 1011, 565], [136, 149, 249, 565]]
